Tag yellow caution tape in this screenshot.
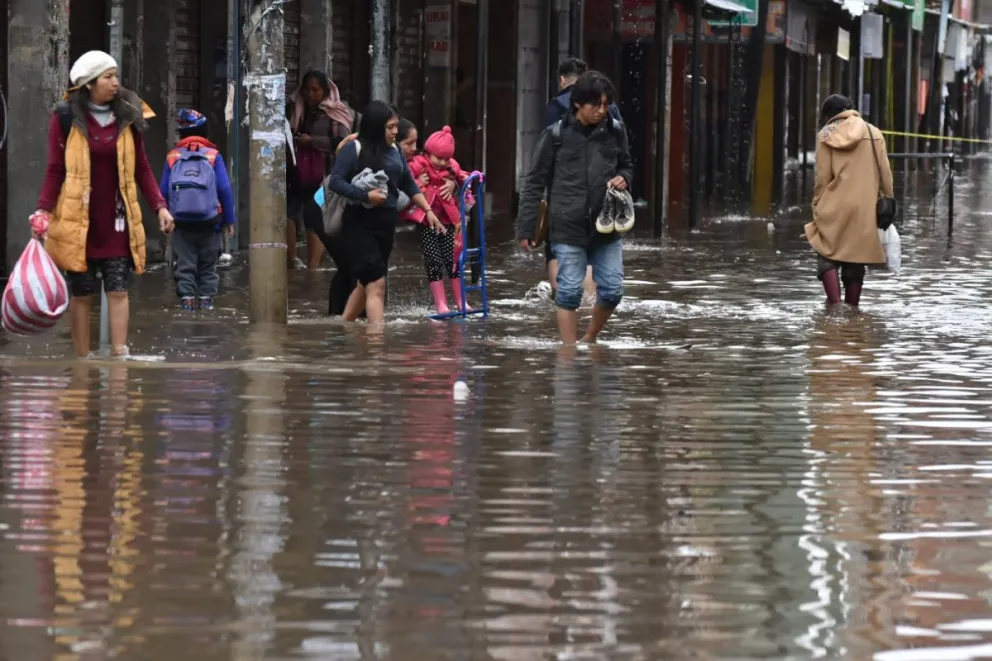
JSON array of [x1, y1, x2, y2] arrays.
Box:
[[878, 129, 992, 145]]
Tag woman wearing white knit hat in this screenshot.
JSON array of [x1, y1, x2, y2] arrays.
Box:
[[31, 50, 174, 358]]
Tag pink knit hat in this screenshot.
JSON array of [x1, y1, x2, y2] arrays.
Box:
[[424, 126, 456, 159]]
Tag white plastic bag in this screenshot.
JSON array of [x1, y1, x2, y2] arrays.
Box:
[[2, 238, 69, 335], [878, 225, 901, 275]]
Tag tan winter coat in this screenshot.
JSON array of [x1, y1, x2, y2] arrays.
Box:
[[805, 110, 891, 265]]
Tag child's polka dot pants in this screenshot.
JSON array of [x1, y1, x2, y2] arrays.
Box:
[[418, 224, 459, 282]]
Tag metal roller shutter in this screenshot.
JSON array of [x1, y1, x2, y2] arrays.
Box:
[[175, 0, 201, 108]]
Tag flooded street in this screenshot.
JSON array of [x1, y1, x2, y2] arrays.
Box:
[[3, 163, 992, 660]]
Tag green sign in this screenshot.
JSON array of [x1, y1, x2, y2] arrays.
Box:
[[708, 0, 758, 27], [912, 0, 925, 31]]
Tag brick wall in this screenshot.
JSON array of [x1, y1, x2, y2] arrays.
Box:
[[395, 0, 424, 126], [175, 0, 200, 108]]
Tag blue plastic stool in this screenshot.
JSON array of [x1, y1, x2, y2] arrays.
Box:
[[430, 171, 489, 321]]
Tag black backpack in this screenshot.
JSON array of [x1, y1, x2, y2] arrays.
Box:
[[55, 102, 128, 143], [549, 114, 625, 150]]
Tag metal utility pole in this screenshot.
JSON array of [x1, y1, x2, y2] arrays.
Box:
[[569, 0, 585, 56], [652, 0, 669, 237], [371, 0, 390, 100], [246, 0, 288, 323], [469, 0, 490, 286], [475, 0, 490, 170], [612, 0, 623, 89], [103, 0, 125, 353], [226, 0, 243, 254], [687, 0, 702, 229], [550, 0, 561, 95], [800, 20, 809, 195], [921, 0, 951, 151], [856, 17, 865, 115]]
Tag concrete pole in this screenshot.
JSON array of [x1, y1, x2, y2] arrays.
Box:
[[371, 0, 391, 100], [245, 0, 288, 324], [6, 0, 69, 273], [230, 326, 287, 660]]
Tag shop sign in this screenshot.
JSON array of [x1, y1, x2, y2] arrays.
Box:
[[861, 12, 884, 59], [912, 0, 925, 31], [710, 0, 758, 27], [425, 5, 452, 68]]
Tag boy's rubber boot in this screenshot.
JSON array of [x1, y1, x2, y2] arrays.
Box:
[[430, 281, 450, 314], [844, 281, 863, 307], [450, 279, 471, 312], [822, 269, 842, 305]]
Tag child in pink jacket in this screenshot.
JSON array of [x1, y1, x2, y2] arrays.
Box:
[[402, 126, 474, 313]]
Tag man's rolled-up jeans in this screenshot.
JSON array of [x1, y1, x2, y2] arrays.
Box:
[[552, 241, 624, 311]]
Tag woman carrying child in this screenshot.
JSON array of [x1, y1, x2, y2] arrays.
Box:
[[327, 101, 446, 331], [402, 126, 473, 314]]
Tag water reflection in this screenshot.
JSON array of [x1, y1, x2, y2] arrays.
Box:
[[231, 326, 288, 660], [4, 167, 992, 658]]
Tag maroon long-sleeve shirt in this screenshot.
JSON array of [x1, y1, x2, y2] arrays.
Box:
[[38, 113, 166, 261]]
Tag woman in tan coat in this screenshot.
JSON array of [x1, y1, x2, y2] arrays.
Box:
[[805, 94, 892, 307]]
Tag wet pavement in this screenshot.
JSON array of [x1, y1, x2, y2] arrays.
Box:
[[1, 162, 992, 660]]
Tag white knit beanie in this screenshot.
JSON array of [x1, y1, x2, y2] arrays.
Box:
[[69, 51, 118, 87]]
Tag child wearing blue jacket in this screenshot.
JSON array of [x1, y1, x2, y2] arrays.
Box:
[[159, 109, 236, 311]]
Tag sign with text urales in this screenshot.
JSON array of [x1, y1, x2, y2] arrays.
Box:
[[425, 6, 452, 68]]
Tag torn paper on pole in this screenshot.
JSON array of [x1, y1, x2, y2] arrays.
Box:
[[225, 81, 235, 128]]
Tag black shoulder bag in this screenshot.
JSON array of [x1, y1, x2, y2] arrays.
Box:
[[867, 122, 897, 230]]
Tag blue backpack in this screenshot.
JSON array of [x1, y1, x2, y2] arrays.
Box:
[[167, 146, 220, 221]]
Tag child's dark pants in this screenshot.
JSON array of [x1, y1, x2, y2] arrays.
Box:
[[173, 222, 222, 298]]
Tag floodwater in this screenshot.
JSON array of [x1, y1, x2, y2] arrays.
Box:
[[2, 162, 992, 660]]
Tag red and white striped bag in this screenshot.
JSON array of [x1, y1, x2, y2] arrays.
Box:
[[2, 239, 69, 335]]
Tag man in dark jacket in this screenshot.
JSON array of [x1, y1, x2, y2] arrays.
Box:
[[518, 71, 633, 345], [542, 59, 625, 301], [544, 58, 623, 129]]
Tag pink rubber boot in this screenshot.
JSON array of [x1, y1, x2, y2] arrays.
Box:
[[430, 281, 450, 313]]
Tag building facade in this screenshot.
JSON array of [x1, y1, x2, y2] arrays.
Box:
[[1, 0, 990, 273], [1, 0, 549, 273]]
